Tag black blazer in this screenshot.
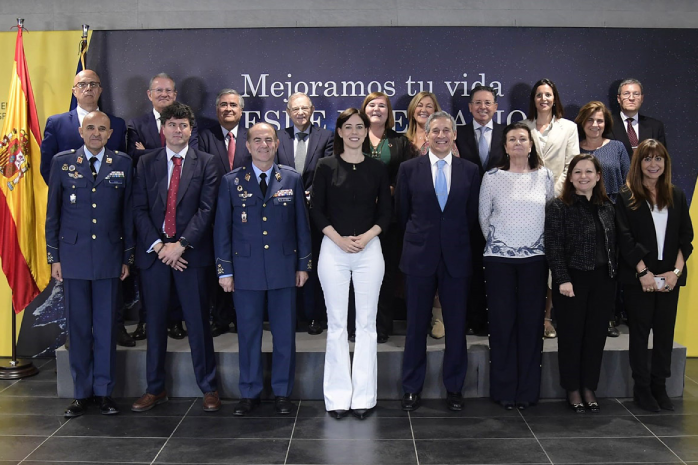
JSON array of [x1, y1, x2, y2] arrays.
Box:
[[455, 122, 505, 176], [362, 128, 417, 187], [275, 124, 333, 191], [614, 186, 693, 287], [609, 113, 667, 158], [198, 124, 250, 175]]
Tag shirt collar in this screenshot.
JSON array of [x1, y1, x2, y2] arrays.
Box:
[[428, 151, 453, 166], [251, 162, 274, 181], [222, 125, 239, 140], [620, 111, 639, 122], [83, 146, 105, 162], [294, 125, 312, 138], [166, 145, 188, 161], [472, 119, 494, 131]]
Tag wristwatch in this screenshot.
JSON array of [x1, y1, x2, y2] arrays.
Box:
[[178, 237, 190, 249], [673, 268, 683, 278]]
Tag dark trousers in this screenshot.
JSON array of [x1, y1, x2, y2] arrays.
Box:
[[140, 262, 217, 395], [300, 224, 327, 322], [485, 257, 547, 404], [624, 286, 681, 389], [467, 232, 488, 332], [210, 266, 235, 327], [64, 278, 119, 399], [234, 287, 297, 398], [376, 225, 402, 335], [553, 268, 615, 392], [402, 259, 469, 394]]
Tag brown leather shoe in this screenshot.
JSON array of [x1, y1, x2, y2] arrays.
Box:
[[131, 391, 168, 412], [203, 391, 221, 412]]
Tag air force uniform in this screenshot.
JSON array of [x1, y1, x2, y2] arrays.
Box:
[[214, 162, 312, 398], [45, 146, 134, 399]]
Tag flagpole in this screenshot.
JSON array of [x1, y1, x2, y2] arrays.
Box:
[[0, 301, 39, 379]]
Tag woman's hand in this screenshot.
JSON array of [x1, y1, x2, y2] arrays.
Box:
[[655, 271, 678, 292], [334, 236, 363, 253], [350, 233, 374, 250], [639, 272, 657, 292], [559, 282, 575, 298]]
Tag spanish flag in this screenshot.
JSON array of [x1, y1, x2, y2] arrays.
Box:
[[0, 23, 50, 313]]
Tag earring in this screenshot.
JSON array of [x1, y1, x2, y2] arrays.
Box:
[[528, 153, 531, 158]]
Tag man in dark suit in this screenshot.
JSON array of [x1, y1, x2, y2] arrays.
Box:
[[199, 89, 251, 337], [455, 85, 505, 337], [610, 78, 667, 157], [214, 122, 312, 416], [276, 92, 333, 335], [45, 111, 134, 418], [396, 111, 480, 412], [127, 73, 194, 341], [40, 68, 131, 347], [131, 102, 220, 413]]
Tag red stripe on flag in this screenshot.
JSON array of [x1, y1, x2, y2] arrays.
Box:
[[14, 27, 41, 144], [0, 189, 40, 313]]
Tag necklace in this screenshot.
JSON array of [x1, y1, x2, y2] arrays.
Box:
[[370, 131, 386, 158]]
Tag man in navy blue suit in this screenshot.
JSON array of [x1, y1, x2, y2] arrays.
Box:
[[45, 111, 134, 418], [275, 92, 333, 335], [131, 102, 220, 413], [396, 111, 481, 412], [199, 89, 251, 337], [214, 122, 312, 416], [40, 70, 126, 184]]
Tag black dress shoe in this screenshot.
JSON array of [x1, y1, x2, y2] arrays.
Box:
[[307, 320, 323, 335], [377, 332, 389, 344], [446, 392, 463, 411], [634, 386, 660, 412], [607, 321, 620, 338], [64, 398, 89, 418], [498, 400, 515, 410], [585, 401, 600, 413], [348, 332, 356, 343], [117, 325, 136, 347], [275, 396, 295, 415], [569, 401, 586, 413], [230, 321, 238, 333], [516, 402, 533, 410], [466, 327, 476, 336], [168, 321, 187, 340], [351, 407, 373, 419], [652, 386, 675, 411], [131, 322, 146, 340], [97, 396, 120, 415], [210, 322, 230, 337], [233, 398, 260, 416], [329, 409, 348, 419], [401, 393, 421, 411]]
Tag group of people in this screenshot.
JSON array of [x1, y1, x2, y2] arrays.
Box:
[[43, 70, 693, 420]]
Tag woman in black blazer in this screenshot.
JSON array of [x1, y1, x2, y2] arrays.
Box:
[[359, 92, 417, 343], [615, 139, 693, 412]]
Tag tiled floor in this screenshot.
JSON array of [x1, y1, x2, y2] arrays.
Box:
[[1, 358, 698, 464]]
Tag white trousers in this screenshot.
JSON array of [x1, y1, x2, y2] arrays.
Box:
[[318, 235, 384, 411]]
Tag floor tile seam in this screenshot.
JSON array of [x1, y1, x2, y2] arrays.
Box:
[[0, 380, 20, 394], [615, 398, 688, 465], [37, 359, 56, 369], [50, 434, 183, 439], [17, 410, 74, 464], [517, 408, 553, 465], [283, 399, 302, 465], [0, 395, 62, 398], [148, 398, 196, 465], [685, 375, 698, 386], [407, 411, 420, 465]]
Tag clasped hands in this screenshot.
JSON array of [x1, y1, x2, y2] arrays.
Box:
[[639, 271, 677, 293], [335, 233, 372, 254], [158, 242, 187, 271]]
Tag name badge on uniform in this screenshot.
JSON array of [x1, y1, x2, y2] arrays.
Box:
[[241, 211, 247, 223], [70, 193, 76, 204]]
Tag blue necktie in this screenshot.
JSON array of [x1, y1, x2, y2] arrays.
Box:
[[478, 126, 490, 167], [435, 159, 447, 211]]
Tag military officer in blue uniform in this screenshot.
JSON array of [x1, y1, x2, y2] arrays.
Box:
[[214, 122, 312, 416], [45, 111, 134, 418]]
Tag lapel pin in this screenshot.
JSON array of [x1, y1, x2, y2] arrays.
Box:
[[106, 157, 112, 164], [275, 172, 281, 181], [234, 177, 239, 185], [245, 173, 251, 182], [237, 185, 243, 192]]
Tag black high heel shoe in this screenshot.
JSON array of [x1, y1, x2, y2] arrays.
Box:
[[567, 391, 585, 413], [585, 401, 600, 412]]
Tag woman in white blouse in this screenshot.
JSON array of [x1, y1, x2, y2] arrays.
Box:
[[479, 122, 554, 410], [525, 78, 580, 339]]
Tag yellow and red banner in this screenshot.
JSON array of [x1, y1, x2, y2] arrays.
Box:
[[0, 25, 50, 314]]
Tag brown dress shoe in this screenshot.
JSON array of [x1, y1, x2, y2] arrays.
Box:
[[203, 391, 221, 412], [131, 391, 168, 412]]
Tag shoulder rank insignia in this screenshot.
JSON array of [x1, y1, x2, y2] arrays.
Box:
[[275, 172, 282, 181], [77, 156, 83, 164], [106, 157, 112, 164], [245, 173, 251, 182]]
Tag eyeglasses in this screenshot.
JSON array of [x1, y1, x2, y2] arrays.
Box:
[[471, 100, 495, 107], [620, 91, 642, 99], [150, 88, 175, 95], [74, 82, 101, 89], [289, 106, 311, 113]]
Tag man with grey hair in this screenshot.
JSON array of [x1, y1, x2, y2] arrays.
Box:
[[609, 78, 667, 157], [275, 92, 333, 335], [199, 89, 250, 337], [395, 111, 480, 412]]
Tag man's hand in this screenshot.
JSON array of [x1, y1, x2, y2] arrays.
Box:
[[219, 276, 234, 292], [51, 263, 63, 282], [120, 264, 130, 281], [158, 242, 186, 268], [135, 142, 145, 150], [296, 271, 309, 287]]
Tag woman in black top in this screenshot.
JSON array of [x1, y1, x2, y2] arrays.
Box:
[[545, 154, 617, 413], [310, 108, 391, 420], [615, 139, 693, 412]]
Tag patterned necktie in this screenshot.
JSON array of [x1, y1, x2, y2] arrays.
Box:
[[164, 156, 182, 238], [89, 156, 98, 179], [478, 126, 490, 168], [295, 132, 308, 172], [159, 124, 166, 147], [626, 117, 639, 149], [435, 159, 447, 211], [227, 132, 236, 170], [259, 172, 268, 197]]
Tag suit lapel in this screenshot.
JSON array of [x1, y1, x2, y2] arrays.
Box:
[[614, 114, 632, 147], [419, 156, 440, 209], [277, 127, 294, 166], [264, 165, 282, 202], [212, 126, 230, 171], [156, 150, 169, 208], [465, 126, 483, 170], [75, 147, 93, 182], [147, 112, 161, 148], [488, 124, 503, 170], [303, 125, 321, 173], [93, 150, 114, 186], [638, 114, 652, 142], [176, 148, 197, 205]]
